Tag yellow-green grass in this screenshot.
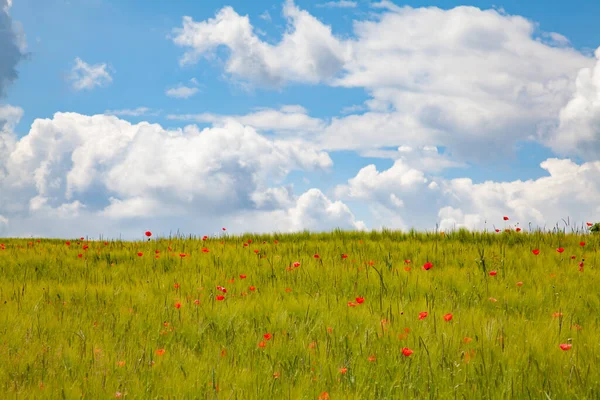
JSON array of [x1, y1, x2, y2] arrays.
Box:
[[0, 229, 598, 399]]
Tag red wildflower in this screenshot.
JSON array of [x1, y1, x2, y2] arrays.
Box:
[[179, 253, 186, 258], [65, 241, 71, 246], [274, 240, 279, 244], [368, 355, 376, 362], [243, 243, 248, 247], [580, 241, 585, 247], [155, 349, 166, 356], [264, 333, 272, 340], [571, 255, 576, 259], [145, 231, 152, 237], [222, 227, 226, 231], [418, 312, 428, 320], [341, 254, 348, 259], [559, 344, 572, 351], [404, 260, 411, 264], [532, 249, 540, 255], [443, 313, 453, 321], [258, 341, 266, 348], [239, 274, 247, 279], [503, 216, 509, 221], [253, 249, 259, 254], [495, 229, 500, 233], [356, 297, 365, 304], [202, 235, 208, 241], [587, 222, 593, 227], [423, 262, 433, 270], [401, 347, 414, 357], [201, 248, 209, 253], [247, 239, 252, 244], [194, 299, 200, 305], [217, 286, 227, 293], [137, 252, 143, 257], [174, 302, 181, 309], [293, 261, 300, 268], [557, 247, 564, 253], [489, 271, 497, 276], [174, 283, 180, 289], [339, 367, 348, 374], [77, 254, 83, 258], [249, 286, 256, 291], [463, 337, 473, 343], [516, 227, 522, 232], [216, 295, 225, 301], [314, 254, 320, 259], [516, 281, 523, 287], [348, 302, 357, 307]]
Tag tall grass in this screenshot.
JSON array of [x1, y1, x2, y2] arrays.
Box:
[[0, 229, 598, 399]]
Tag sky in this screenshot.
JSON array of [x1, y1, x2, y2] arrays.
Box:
[[1, 0, 600, 239]]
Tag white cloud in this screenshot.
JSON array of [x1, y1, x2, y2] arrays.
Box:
[[168, 104, 325, 134], [171, 0, 351, 87], [104, 107, 159, 117], [68, 57, 113, 91], [335, 156, 600, 231], [317, 1, 357, 8], [542, 48, 600, 159], [259, 10, 271, 21], [165, 85, 199, 99], [170, 2, 595, 163], [0, 0, 26, 96], [0, 112, 366, 238]]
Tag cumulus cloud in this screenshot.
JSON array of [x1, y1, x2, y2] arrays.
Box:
[[171, 0, 351, 87], [168, 104, 325, 134], [165, 85, 199, 99], [68, 57, 113, 90], [170, 2, 595, 163], [0, 0, 26, 97], [542, 48, 600, 160], [0, 112, 364, 238], [335, 157, 600, 231]]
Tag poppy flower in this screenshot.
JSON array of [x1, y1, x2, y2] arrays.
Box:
[[201, 248, 209, 253], [179, 253, 186, 258], [356, 297, 365, 304], [239, 274, 247, 279], [532, 249, 540, 255], [77, 254, 83, 258], [571, 255, 576, 260], [503, 216, 509, 221], [83, 245, 89, 250], [443, 313, 453, 321], [418, 312, 428, 320], [65, 241, 71, 246], [348, 302, 357, 307], [293, 262, 300, 268], [264, 333, 272, 340], [401, 347, 414, 357], [495, 229, 500, 233], [217, 286, 227, 293], [368, 355, 376, 362], [580, 242, 586, 247], [194, 299, 200, 305], [174, 283, 180, 289], [249, 286, 256, 291], [243, 243, 248, 247], [253, 249, 259, 254], [314, 254, 320, 259], [423, 262, 433, 270], [137, 252, 143, 257], [516, 227, 522, 232], [247, 239, 252, 244], [587, 222, 593, 227], [516, 281, 523, 287], [341, 254, 348, 259], [80, 237, 84, 241], [258, 341, 266, 348], [489, 297, 497, 302], [463, 337, 473, 343], [216, 295, 225, 301], [174, 302, 181, 309], [145, 231, 152, 237], [489, 271, 497, 276], [155, 349, 166, 356], [339, 367, 348, 374], [222, 227, 226, 231], [556, 247, 564, 253], [274, 240, 279, 244], [559, 344, 572, 351], [404, 260, 411, 264]]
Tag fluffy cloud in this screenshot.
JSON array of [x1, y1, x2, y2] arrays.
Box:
[[104, 107, 159, 117], [543, 48, 600, 159], [0, 0, 26, 97], [68, 57, 113, 91], [171, 1, 596, 163], [165, 85, 199, 99], [336, 156, 600, 231], [0, 112, 365, 237], [168, 104, 325, 135], [316, 1, 357, 8], [171, 0, 351, 87]]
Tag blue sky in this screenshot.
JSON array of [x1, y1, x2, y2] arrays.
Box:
[[1, 0, 599, 238]]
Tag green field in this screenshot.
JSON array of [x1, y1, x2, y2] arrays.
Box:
[[0, 229, 598, 399]]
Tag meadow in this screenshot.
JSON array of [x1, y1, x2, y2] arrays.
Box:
[[0, 226, 599, 399]]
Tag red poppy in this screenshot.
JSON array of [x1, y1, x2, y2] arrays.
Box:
[[174, 283, 180, 289], [179, 253, 186, 258], [137, 252, 143, 257], [404, 260, 411, 264], [274, 240, 279, 244], [243, 243, 248, 247], [174, 302, 181, 309], [503, 216, 509, 221], [77, 254, 83, 258], [556, 247, 564, 253], [401, 347, 414, 357], [258, 341, 266, 348], [247, 239, 252, 244], [516, 281, 523, 287], [368, 355, 376, 362], [341, 254, 348, 259], [145, 231, 152, 237], [155, 349, 166, 356], [494, 229, 500, 233], [489, 271, 497, 276], [253, 249, 259, 254], [314, 254, 320, 259], [356, 297, 365, 304], [201, 248, 209, 253], [571, 255, 576, 259], [249, 286, 256, 291], [580, 241, 585, 247], [418, 312, 428, 320], [423, 262, 433, 270], [216, 295, 225, 301], [80, 237, 84, 241], [339, 367, 348, 374], [239, 274, 247, 279], [348, 302, 357, 307], [217, 286, 227, 293], [443, 313, 453, 321], [532, 249, 540, 255], [264, 333, 272, 340], [559, 344, 572, 351], [463, 337, 473, 343], [293, 261, 300, 268], [83, 245, 89, 250], [586, 222, 593, 227], [222, 227, 226, 231], [516, 227, 522, 232], [65, 241, 71, 246]]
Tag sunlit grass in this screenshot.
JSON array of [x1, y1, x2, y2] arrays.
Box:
[[0, 228, 598, 398]]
